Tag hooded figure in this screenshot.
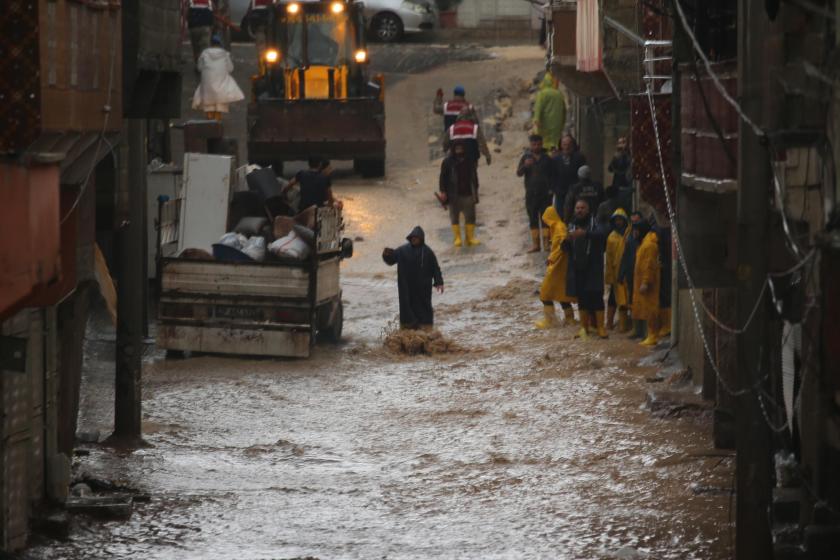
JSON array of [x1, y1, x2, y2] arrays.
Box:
[[382, 227, 444, 329], [605, 208, 631, 332], [533, 74, 567, 151], [632, 218, 661, 347], [535, 206, 576, 329], [192, 37, 245, 120]]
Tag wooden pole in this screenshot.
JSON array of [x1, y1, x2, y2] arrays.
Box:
[[113, 118, 146, 442], [735, 1, 773, 556]]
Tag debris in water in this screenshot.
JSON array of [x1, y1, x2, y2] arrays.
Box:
[[383, 326, 464, 356]]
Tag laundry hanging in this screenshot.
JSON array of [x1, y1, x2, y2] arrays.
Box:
[[576, 0, 602, 72]]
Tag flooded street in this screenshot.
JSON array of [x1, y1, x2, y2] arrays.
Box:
[[25, 44, 732, 559]]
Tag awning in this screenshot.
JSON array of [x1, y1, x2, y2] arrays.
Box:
[[25, 131, 120, 185], [551, 63, 619, 99]]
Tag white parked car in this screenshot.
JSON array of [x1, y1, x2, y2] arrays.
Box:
[[362, 0, 437, 42], [229, 0, 436, 43]]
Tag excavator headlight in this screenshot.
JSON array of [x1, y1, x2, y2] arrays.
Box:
[[264, 49, 280, 64], [286, 2, 300, 14], [354, 49, 368, 63], [330, 2, 344, 14]]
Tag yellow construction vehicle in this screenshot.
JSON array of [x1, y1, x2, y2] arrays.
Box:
[[248, 0, 386, 177]]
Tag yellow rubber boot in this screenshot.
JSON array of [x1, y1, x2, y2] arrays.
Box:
[[528, 229, 541, 253], [595, 310, 608, 338], [617, 307, 631, 333], [658, 307, 672, 338], [577, 312, 590, 339], [451, 224, 462, 247], [640, 317, 660, 347], [535, 305, 557, 329], [562, 306, 577, 326], [465, 224, 481, 246]]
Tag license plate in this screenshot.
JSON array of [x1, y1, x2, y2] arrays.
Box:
[[215, 306, 263, 321]]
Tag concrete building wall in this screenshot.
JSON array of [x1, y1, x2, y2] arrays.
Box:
[[456, 0, 538, 29]]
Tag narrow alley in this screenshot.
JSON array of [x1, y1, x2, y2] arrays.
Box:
[[22, 44, 731, 560]]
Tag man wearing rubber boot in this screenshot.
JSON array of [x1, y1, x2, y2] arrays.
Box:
[[535, 206, 576, 329], [632, 217, 661, 347], [439, 142, 480, 247], [517, 135, 554, 252], [562, 198, 608, 339], [605, 208, 632, 332], [382, 227, 444, 330]]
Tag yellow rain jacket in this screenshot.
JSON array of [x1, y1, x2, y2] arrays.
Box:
[[605, 208, 630, 306], [632, 231, 661, 321], [539, 206, 574, 303], [533, 74, 567, 151]]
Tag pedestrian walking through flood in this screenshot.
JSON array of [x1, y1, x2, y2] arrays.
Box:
[[382, 227, 444, 330]]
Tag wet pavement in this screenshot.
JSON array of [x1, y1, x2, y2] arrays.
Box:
[[23, 43, 732, 560]]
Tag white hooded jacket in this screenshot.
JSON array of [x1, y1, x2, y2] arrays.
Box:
[[192, 47, 245, 111]]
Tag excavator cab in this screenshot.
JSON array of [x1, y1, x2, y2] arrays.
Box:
[[248, 0, 386, 176]]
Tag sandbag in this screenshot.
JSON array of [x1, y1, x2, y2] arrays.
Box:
[[241, 236, 266, 262], [268, 230, 310, 260]]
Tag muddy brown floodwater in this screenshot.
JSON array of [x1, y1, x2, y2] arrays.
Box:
[[24, 45, 733, 560]]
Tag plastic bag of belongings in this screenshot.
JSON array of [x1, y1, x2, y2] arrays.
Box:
[[208, 166, 320, 263]]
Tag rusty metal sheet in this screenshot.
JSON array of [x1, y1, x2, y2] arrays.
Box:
[[157, 324, 311, 358], [0, 162, 61, 321]]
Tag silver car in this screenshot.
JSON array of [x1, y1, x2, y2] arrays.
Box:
[[363, 0, 436, 42], [229, 0, 436, 43]]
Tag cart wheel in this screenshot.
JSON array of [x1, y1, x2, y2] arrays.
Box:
[[323, 301, 343, 343]]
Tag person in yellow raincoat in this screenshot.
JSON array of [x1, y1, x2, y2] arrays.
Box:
[[535, 206, 576, 328], [532, 74, 566, 151], [631, 217, 661, 347], [604, 207, 632, 332]]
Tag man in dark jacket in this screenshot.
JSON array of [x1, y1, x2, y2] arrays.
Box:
[[439, 142, 480, 247], [563, 165, 604, 222], [517, 134, 554, 252], [562, 198, 607, 339], [382, 227, 444, 330], [552, 134, 586, 213], [608, 136, 633, 211], [596, 185, 623, 227]]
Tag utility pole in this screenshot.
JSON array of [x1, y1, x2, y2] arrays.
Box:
[[735, 0, 774, 556], [113, 118, 146, 442]]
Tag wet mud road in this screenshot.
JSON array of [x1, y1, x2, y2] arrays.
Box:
[[25, 45, 732, 559]]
